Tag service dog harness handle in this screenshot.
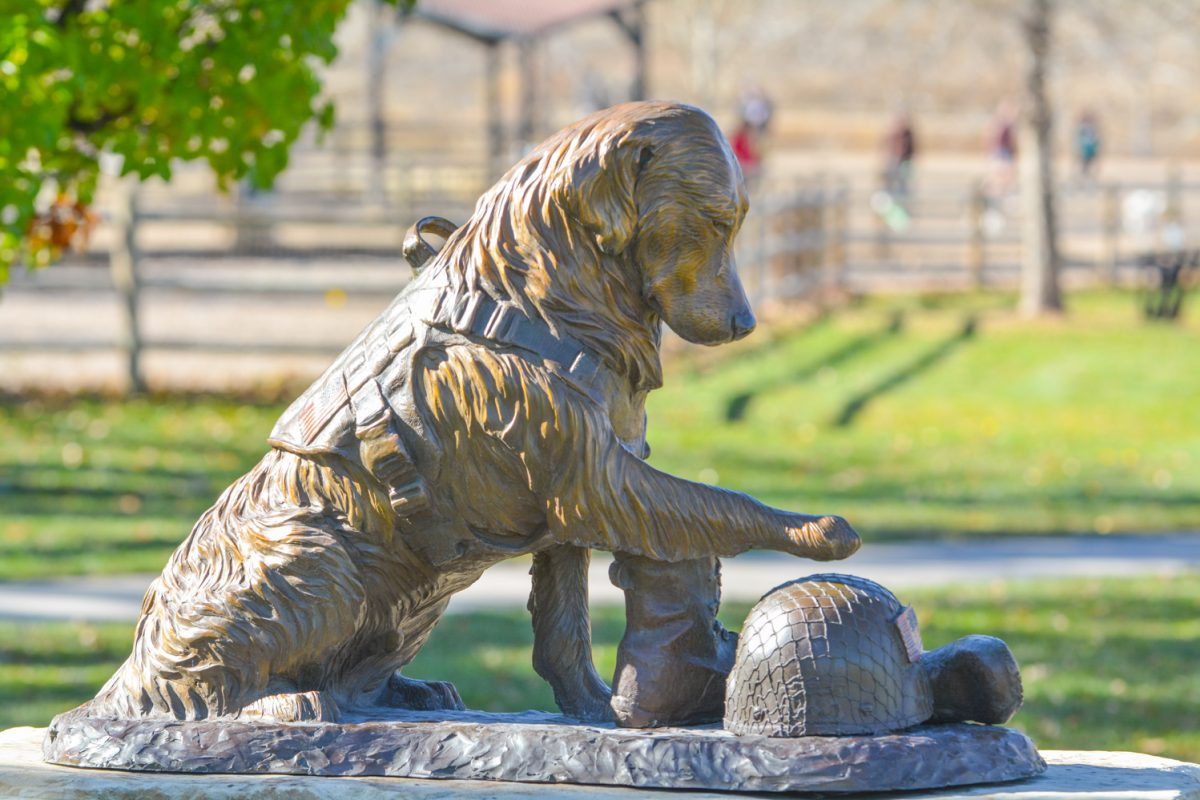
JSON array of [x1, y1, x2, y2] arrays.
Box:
[[403, 216, 459, 274]]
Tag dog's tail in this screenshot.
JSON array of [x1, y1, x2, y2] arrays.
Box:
[[77, 656, 150, 718]]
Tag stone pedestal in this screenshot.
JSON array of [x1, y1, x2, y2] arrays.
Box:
[[42, 709, 1044, 794], [7, 725, 1200, 799]]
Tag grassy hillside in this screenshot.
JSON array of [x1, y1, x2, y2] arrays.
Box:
[[647, 290, 1200, 538]]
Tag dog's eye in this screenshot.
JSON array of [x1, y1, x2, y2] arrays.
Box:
[[638, 147, 654, 173]]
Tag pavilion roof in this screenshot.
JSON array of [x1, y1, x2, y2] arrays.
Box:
[[411, 0, 641, 42]]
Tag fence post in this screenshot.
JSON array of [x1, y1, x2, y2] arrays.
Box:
[[756, 204, 769, 306], [109, 188, 145, 395], [874, 193, 891, 260], [819, 183, 832, 298], [768, 195, 788, 300], [1166, 164, 1182, 223], [819, 181, 844, 300], [780, 193, 796, 289], [834, 181, 849, 290], [792, 185, 809, 286], [366, 0, 391, 204], [1165, 163, 1183, 251], [1101, 184, 1120, 285], [967, 181, 987, 289]]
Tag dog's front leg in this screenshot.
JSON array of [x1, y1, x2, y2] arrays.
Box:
[[547, 435, 861, 563], [528, 544, 612, 721]]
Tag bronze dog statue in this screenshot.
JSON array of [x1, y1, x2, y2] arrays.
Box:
[[78, 101, 861, 726]]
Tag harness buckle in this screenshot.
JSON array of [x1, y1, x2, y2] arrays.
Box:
[[483, 303, 520, 343], [568, 350, 603, 388], [449, 293, 487, 333]]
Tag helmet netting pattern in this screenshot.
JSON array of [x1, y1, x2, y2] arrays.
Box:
[[724, 574, 932, 737]]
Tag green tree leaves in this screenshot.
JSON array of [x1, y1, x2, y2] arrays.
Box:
[[0, 0, 406, 281]]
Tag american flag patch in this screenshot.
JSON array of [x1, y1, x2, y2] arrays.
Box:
[[296, 377, 350, 442], [893, 605, 924, 663]]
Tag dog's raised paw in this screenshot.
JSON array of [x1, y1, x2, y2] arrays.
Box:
[[788, 515, 862, 561]]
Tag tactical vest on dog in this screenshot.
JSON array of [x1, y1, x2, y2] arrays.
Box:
[[268, 262, 610, 566]]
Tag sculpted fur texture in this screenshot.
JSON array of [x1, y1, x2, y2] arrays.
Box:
[[72, 102, 860, 726]]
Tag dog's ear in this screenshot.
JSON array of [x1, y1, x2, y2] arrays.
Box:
[[560, 140, 654, 256]]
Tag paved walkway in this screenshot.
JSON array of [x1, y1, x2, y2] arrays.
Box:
[[1, 534, 1196, 623]]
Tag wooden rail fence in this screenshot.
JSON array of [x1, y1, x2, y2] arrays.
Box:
[[4, 170, 1197, 393]]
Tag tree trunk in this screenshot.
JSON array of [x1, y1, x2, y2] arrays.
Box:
[[690, 0, 718, 110], [367, 0, 391, 204], [1018, 0, 1063, 316]]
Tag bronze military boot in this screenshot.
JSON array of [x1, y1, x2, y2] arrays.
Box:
[[609, 553, 738, 728]]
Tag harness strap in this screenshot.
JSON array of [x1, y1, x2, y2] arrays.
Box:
[[443, 292, 607, 404], [349, 377, 433, 522], [271, 281, 617, 565]]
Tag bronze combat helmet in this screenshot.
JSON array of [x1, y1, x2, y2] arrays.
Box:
[[724, 574, 1023, 737]]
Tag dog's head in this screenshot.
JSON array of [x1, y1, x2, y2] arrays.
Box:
[[546, 102, 756, 346]]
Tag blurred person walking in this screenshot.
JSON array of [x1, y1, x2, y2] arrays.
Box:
[[730, 121, 763, 185], [731, 85, 774, 188], [988, 102, 1019, 196], [1075, 109, 1101, 181], [738, 84, 774, 135], [870, 111, 917, 232], [882, 111, 917, 201]]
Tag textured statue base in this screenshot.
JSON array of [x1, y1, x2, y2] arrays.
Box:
[[44, 709, 1044, 794]]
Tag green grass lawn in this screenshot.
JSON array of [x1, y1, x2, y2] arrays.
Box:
[[650, 289, 1200, 538], [0, 289, 1197, 580], [0, 395, 279, 578], [3, 575, 1197, 761]]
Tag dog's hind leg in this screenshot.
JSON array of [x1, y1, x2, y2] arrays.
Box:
[[529, 544, 612, 721], [380, 673, 465, 711], [371, 598, 466, 712]]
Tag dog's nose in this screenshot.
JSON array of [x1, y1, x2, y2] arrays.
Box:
[[730, 307, 757, 340]]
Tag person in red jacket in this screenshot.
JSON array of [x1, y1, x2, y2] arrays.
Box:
[[730, 122, 762, 182]]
